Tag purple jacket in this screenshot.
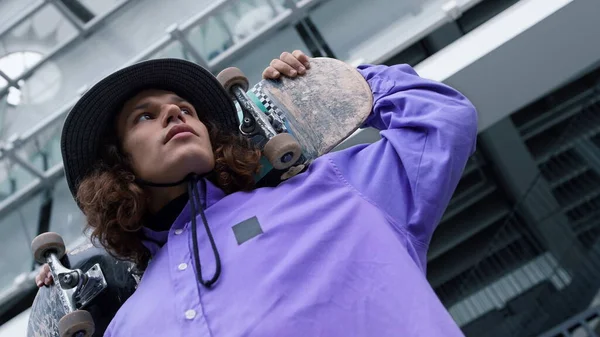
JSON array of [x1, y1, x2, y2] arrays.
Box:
[[104, 63, 478, 336]]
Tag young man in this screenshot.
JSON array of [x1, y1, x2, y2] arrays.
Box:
[[37, 50, 477, 336]]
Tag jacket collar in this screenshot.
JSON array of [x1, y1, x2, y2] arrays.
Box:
[[140, 177, 226, 257]]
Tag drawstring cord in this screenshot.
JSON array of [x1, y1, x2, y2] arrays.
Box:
[[188, 176, 222, 287], [136, 174, 222, 288]]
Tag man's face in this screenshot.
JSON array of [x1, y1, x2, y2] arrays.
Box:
[[116, 89, 215, 184]]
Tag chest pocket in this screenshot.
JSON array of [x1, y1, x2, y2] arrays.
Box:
[[232, 216, 264, 245]]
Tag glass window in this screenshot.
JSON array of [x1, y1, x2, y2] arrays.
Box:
[[18, 118, 64, 174], [0, 0, 41, 32], [145, 40, 194, 62], [457, 0, 521, 34], [0, 57, 63, 141], [0, 156, 36, 203], [49, 177, 86, 248], [187, 15, 234, 62], [211, 25, 309, 85], [186, 0, 292, 62], [0, 4, 78, 76], [228, 0, 288, 44], [0, 192, 41, 294], [0, 3, 78, 140], [306, 0, 444, 63], [77, 0, 128, 17]]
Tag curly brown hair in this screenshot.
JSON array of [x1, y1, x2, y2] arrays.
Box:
[[76, 122, 262, 270]]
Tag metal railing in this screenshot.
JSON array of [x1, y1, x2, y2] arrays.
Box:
[[539, 305, 600, 337]]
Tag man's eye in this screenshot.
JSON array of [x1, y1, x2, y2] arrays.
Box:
[[181, 108, 192, 115], [137, 113, 153, 122]]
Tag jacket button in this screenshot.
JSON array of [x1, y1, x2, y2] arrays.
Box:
[[185, 309, 196, 320], [178, 263, 188, 271], [174, 229, 183, 235]]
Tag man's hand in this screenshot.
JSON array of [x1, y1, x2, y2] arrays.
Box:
[[262, 50, 311, 79], [35, 263, 53, 287]]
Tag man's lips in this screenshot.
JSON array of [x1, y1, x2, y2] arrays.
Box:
[[164, 124, 198, 143]]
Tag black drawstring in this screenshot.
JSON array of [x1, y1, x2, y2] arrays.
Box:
[[188, 176, 221, 288], [137, 174, 222, 288]]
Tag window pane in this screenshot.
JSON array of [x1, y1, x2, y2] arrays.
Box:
[[49, 178, 86, 248], [212, 25, 309, 86], [0, 192, 41, 294], [307, 0, 443, 62], [144, 40, 194, 62], [0, 58, 64, 141], [18, 117, 64, 173], [0, 0, 41, 32], [0, 156, 36, 203], [74, 0, 128, 18], [186, 0, 291, 62], [0, 4, 79, 78], [187, 16, 233, 62]]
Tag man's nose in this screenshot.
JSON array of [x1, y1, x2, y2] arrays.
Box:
[[161, 104, 185, 126]]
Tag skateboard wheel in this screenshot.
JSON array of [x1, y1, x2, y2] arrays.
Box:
[[59, 310, 95, 337], [31, 232, 66, 264], [264, 133, 302, 170], [216, 67, 249, 93]]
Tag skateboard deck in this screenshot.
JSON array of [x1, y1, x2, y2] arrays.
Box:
[[27, 235, 139, 337], [217, 57, 373, 186]]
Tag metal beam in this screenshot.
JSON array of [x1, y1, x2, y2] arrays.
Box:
[[48, 0, 86, 33], [207, 8, 295, 71], [539, 305, 600, 337], [0, 70, 17, 89], [57, 0, 95, 24], [574, 139, 600, 174], [0, 1, 46, 39], [0, 143, 45, 179], [166, 24, 209, 68], [0, 163, 64, 220], [479, 118, 588, 276]]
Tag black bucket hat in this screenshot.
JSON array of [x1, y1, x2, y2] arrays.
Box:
[[60, 58, 239, 201]]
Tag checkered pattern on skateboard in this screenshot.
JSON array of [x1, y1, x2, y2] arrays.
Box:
[[251, 82, 286, 120]]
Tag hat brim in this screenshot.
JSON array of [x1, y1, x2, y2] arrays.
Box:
[[61, 58, 239, 200]]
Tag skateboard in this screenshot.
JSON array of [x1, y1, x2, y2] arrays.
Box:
[[27, 232, 140, 337], [216, 57, 373, 186]]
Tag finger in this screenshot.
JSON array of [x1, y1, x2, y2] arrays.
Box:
[[35, 275, 42, 287], [292, 50, 311, 68], [262, 66, 280, 79], [270, 59, 298, 77], [280, 52, 306, 74]]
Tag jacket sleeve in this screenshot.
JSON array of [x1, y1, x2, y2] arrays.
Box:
[[329, 63, 478, 252]]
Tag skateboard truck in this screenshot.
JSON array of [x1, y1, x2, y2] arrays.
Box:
[[217, 67, 302, 171], [32, 232, 106, 337]]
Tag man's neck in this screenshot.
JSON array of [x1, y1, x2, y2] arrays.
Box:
[[147, 184, 188, 214]]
